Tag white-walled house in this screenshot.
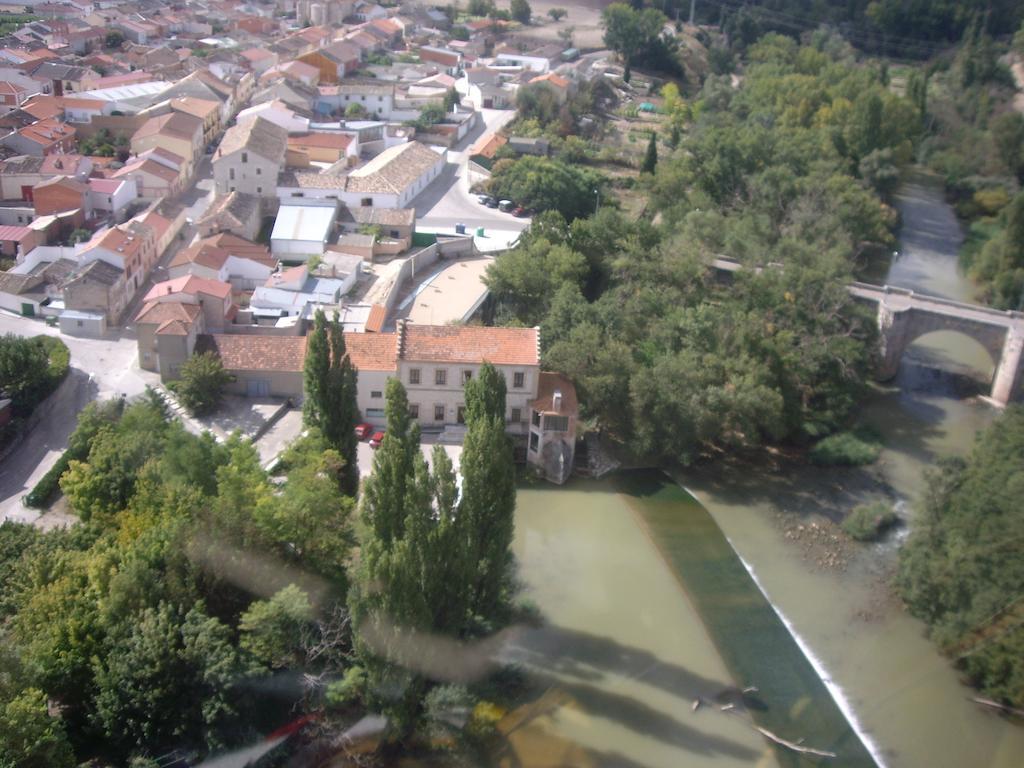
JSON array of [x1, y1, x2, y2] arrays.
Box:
[[88, 178, 136, 219], [167, 234, 277, 290], [277, 141, 446, 210]]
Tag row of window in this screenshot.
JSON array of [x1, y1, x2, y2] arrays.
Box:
[[228, 167, 261, 179], [367, 394, 527, 425], [407, 368, 526, 389]]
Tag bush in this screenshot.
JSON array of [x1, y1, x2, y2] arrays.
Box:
[[23, 451, 73, 509], [809, 428, 882, 466], [842, 501, 898, 541], [24, 397, 124, 509], [174, 352, 232, 416], [38, 336, 69, 384]]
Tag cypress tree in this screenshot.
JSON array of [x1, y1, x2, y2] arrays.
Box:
[[642, 131, 658, 174]]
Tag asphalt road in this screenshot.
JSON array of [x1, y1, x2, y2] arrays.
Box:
[[413, 108, 531, 234]]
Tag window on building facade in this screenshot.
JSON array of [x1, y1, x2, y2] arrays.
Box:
[[529, 432, 539, 452], [462, 370, 472, 384], [241, 152, 248, 163], [229, 168, 235, 180], [543, 415, 570, 432], [361, 197, 372, 206], [434, 404, 445, 421], [435, 369, 447, 386], [513, 371, 525, 388], [409, 368, 420, 384], [371, 390, 382, 399], [409, 404, 419, 419], [511, 407, 521, 423], [457, 406, 466, 424], [256, 167, 261, 175], [257, 187, 262, 194], [532, 410, 541, 427]]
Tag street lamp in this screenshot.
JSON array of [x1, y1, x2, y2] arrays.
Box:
[[593, 188, 600, 215]]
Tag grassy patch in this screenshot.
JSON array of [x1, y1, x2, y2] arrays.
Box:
[[842, 501, 898, 541], [809, 427, 882, 466]]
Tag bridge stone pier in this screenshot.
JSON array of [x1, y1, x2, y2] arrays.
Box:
[[850, 283, 1024, 406]]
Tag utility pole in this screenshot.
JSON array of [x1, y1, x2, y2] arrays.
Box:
[[689, 0, 696, 25]]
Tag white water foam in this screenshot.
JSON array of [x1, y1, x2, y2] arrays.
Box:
[[728, 537, 890, 768]]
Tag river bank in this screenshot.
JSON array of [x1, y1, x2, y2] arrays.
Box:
[[681, 169, 1023, 768]]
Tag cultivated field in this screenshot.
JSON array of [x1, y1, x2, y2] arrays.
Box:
[[496, 0, 615, 50]]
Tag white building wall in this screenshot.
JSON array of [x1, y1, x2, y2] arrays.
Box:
[[356, 369, 392, 424], [214, 151, 280, 197], [90, 180, 136, 216], [397, 360, 538, 427]]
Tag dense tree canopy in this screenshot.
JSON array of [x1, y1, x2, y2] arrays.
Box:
[[488, 36, 898, 462], [0, 395, 356, 766], [488, 156, 603, 221], [898, 408, 1024, 708]]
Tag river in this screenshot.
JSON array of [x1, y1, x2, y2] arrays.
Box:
[[505, 171, 1024, 767]]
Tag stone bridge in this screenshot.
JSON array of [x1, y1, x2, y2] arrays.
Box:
[[847, 283, 1024, 405], [710, 258, 1024, 405]]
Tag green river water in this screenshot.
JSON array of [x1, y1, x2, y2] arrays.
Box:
[[506, 171, 1024, 768]]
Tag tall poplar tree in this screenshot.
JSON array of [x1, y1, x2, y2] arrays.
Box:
[[459, 362, 515, 622], [303, 309, 360, 496], [303, 310, 329, 427], [350, 380, 474, 739]]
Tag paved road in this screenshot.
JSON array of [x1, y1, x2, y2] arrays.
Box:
[[413, 108, 531, 234]]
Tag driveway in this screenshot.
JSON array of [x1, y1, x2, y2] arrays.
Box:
[[0, 311, 154, 523], [413, 109, 531, 235]]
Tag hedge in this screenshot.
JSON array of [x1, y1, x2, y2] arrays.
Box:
[[23, 450, 75, 508]]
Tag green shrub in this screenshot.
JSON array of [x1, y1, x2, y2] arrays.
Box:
[[23, 452, 72, 508], [809, 428, 882, 466], [175, 352, 232, 416], [38, 336, 69, 384], [842, 501, 898, 541]]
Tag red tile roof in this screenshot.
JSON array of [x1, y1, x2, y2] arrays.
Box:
[[530, 371, 577, 415], [345, 331, 396, 371], [135, 300, 201, 334], [145, 275, 232, 301], [365, 303, 386, 333], [197, 333, 308, 372], [399, 323, 539, 366]]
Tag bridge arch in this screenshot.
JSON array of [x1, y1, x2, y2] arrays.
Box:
[[860, 285, 1024, 406]]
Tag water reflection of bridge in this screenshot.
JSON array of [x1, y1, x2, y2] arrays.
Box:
[[710, 258, 1024, 406]]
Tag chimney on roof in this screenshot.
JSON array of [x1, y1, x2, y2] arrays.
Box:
[[552, 389, 562, 413]]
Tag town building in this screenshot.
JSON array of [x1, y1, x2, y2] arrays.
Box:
[[213, 116, 288, 199]]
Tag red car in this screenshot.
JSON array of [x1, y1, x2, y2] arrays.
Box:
[[369, 430, 386, 449], [512, 206, 528, 217], [354, 423, 373, 440]]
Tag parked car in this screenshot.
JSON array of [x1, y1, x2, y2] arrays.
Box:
[[369, 430, 385, 449], [498, 199, 515, 213], [512, 206, 527, 217], [484, 196, 499, 208], [476, 194, 491, 204], [354, 423, 373, 440]]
